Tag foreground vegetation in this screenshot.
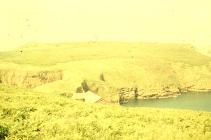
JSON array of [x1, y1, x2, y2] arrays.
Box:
[[0, 84, 211, 140]]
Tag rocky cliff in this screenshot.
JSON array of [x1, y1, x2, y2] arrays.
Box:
[[0, 69, 63, 88]]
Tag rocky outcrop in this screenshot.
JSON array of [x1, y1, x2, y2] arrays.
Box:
[[75, 77, 211, 104], [118, 87, 138, 104], [72, 69, 211, 104], [77, 80, 119, 103], [75, 79, 184, 104], [0, 69, 63, 88], [137, 92, 181, 100]]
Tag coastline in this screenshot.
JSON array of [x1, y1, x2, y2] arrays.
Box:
[[136, 89, 211, 100]]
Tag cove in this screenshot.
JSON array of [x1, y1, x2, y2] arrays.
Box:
[[122, 92, 211, 112]]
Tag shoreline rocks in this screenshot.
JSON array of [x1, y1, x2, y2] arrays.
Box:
[[137, 92, 181, 100], [118, 86, 211, 104]]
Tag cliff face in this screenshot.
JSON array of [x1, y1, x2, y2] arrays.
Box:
[[76, 69, 211, 104], [78, 79, 138, 104], [0, 69, 63, 88]]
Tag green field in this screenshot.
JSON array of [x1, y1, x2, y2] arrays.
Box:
[[0, 42, 210, 66], [0, 42, 211, 139]]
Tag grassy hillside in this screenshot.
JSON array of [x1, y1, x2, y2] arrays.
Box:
[[0, 42, 211, 100], [0, 43, 211, 139], [0, 42, 211, 101], [0, 42, 210, 66], [0, 84, 211, 140]]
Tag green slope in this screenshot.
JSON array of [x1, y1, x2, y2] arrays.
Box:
[[0, 42, 211, 100], [0, 42, 210, 66], [0, 43, 211, 139]]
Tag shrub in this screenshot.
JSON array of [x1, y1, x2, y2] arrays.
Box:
[[0, 125, 9, 140], [100, 73, 105, 81]]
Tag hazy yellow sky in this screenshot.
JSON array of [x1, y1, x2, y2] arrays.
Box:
[[0, 0, 211, 50]]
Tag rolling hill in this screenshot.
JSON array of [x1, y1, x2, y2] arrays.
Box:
[[0, 42, 211, 139], [0, 42, 211, 101]]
